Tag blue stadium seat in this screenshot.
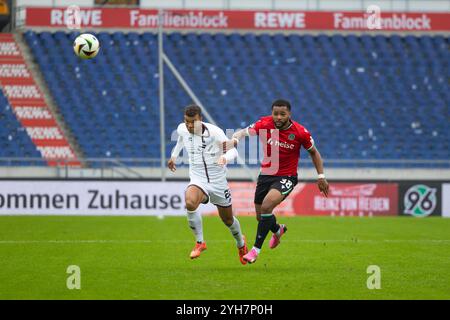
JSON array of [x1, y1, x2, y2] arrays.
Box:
[[0, 91, 42, 164], [18, 31, 450, 168]]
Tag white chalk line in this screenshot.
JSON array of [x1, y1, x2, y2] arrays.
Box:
[[0, 239, 449, 244]]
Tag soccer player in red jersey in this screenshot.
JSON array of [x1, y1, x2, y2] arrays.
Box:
[[231, 99, 329, 264]]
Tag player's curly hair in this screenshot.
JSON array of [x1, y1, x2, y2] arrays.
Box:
[[271, 99, 291, 111], [184, 104, 202, 117]]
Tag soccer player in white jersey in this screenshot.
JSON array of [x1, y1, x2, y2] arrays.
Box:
[[168, 105, 249, 264]]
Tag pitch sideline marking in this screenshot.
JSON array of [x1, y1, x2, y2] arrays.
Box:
[[0, 239, 449, 244]]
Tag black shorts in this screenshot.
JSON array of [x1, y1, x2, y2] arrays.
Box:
[[254, 174, 298, 205]]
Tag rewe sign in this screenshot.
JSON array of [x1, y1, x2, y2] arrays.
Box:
[[254, 12, 306, 29], [24, 8, 450, 31], [50, 8, 103, 27]]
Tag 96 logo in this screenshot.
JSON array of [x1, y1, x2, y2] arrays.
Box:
[[403, 184, 437, 217]]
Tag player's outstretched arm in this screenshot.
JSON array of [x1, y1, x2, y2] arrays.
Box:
[[167, 157, 176, 172], [308, 146, 329, 197], [231, 128, 250, 147], [168, 135, 184, 172]]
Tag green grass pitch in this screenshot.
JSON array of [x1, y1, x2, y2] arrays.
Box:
[[0, 215, 449, 299]]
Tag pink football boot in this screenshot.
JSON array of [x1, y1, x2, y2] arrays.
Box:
[[243, 248, 259, 264], [269, 224, 287, 249]]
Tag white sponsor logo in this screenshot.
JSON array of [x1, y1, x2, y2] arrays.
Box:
[[254, 12, 306, 29], [26, 127, 63, 140], [334, 13, 431, 30], [3, 85, 41, 99], [130, 10, 228, 28], [331, 184, 377, 197], [13, 107, 53, 120], [0, 64, 30, 78], [0, 181, 189, 215], [267, 138, 295, 150], [37, 146, 75, 159], [314, 197, 390, 212], [0, 42, 20, 56], [51, 9, 102, 27]]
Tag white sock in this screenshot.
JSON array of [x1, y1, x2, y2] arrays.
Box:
[[275, 225, 282, 237], [252, 246, 261, 254], [228, 217, 244, 248], [187, 210, 203, 243]]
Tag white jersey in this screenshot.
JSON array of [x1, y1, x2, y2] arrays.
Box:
[[171, 122, 238, 183]]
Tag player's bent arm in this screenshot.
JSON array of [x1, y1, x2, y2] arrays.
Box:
[[308, 146, 325, 176], [217, 147, 238, 166], [308, 146, 329, 197]]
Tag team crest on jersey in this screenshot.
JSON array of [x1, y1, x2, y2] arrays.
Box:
[[288, 134, 296, 140]]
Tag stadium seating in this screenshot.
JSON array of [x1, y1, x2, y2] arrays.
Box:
[[0, 90, 42, 165], [22, 31, 449, 167]]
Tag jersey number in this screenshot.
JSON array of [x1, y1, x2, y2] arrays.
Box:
[[280, 179, 293, 190]]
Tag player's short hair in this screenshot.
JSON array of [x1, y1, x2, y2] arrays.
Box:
[[184, 104, 202, 117], [271, 99, 291, 111]]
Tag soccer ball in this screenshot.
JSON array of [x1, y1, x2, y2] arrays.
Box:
[[73, 33, 100, 60]]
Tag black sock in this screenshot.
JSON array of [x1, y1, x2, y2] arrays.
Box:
[[268, 214, 279, 233], [254, 214, 276, 249], [271, 221, 280, 234]]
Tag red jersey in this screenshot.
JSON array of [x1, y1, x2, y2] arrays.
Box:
[[248, 116, 314, 176]]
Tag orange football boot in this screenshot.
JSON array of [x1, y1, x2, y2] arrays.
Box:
[[238, 235, 249, 265], [190, 242, 207, 259]]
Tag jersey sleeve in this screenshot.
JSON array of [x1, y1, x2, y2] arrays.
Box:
[[299, 126, 315, 151], [212, 126, 239, 161], [213, 126, 229, 144], [247, 117, 266, 136], [171, 135, 184, 158], [211, 126, 228, 153], [171, 124, 185, 158]]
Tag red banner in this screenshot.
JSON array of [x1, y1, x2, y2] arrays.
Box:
[[24, 7, 450, 31], [293, 183, 398, 216], [224, 182, 398, 217]]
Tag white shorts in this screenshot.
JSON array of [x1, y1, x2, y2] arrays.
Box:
[[188, 176, 232, 207]]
